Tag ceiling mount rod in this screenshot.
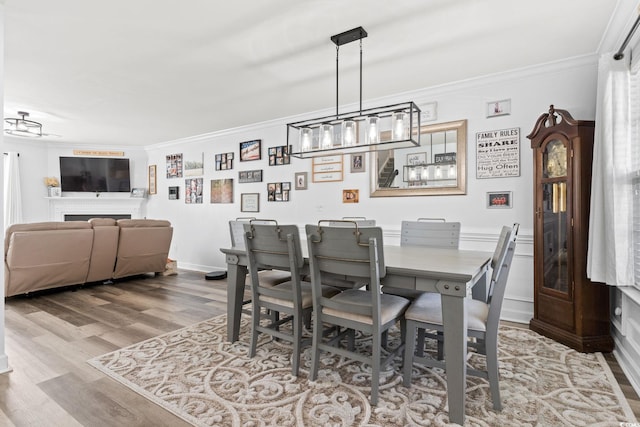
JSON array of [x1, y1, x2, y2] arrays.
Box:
[[614, 14, 640, 60], [331, 26, 368, 118]]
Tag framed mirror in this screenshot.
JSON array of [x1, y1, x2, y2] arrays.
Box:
[[370, 119, 467, 197]]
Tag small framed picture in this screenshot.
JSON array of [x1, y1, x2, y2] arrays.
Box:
[[131, 188, 147, 198], [295, 172, 308, 190], [406, 152, 427, 165], [342, 189, 359, 203], [421, 101, 438, 122], [487, 99, 511, 118], [168, 186, 179, 200], [239, 139, 261, 161], [148, 165, 157, 194], [487, 191, 512, 208], [350, 154, 365, 173], [241, 193, 260, 212]]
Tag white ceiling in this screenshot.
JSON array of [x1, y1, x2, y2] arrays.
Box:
[[3, 0, 622, 147]]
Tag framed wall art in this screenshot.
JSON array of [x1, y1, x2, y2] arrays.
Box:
[[350, 154, 365, 173], [487, 191, 512, 208], [486, 99, 511, 118], [268, 145, 291, 166], [342, 189, 359, 203], [168, 186, 179, 200], [184, 152, 204, 176], [295, 172, 308, 190], [312, 155, 343, 183], [210, 178, 234, 204], [238, 169, 263, 183], [185, 178, 203, 204], [241, 193, 260, 212], [148, 164, 157, 194], [166, 153, 183, 178], [239, 139, 261, 161], [267, 182, 290, 202], [215, 152, 234, 170]]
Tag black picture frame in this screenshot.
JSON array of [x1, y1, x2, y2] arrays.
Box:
[[239, 139, 262, 162]]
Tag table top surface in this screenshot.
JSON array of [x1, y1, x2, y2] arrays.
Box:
[[221, 244, 492, 283]]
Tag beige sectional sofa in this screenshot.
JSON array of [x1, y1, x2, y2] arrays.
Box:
[[4, 218, 173, 297]]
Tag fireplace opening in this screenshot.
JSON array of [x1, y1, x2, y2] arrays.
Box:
[[64, 214, 132, 221]]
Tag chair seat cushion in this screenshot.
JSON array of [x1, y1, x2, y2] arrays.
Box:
[[324, 289, 409, 325], [261, 281, 341, 309], [246, 269, 291, 287], [404, 293, 489, 332]]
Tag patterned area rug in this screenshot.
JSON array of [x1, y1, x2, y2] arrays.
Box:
[[88, 314, 636, 426]]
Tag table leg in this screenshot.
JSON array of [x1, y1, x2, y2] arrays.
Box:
[[441, 292, 468, 425], [226, 260, 247, 342]]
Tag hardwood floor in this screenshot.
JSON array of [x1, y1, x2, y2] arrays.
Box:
[[1, 271, 638, 426]]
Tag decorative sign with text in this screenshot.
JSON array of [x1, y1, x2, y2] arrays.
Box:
[[476, 127, 520, 179]]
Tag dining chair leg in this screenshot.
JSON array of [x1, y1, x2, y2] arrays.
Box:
[[403, 320, 417, 387], [485, 332, 502, 410], [416, 329, 425, 357], [249, 303, 260, 358], [436, 331, 444, 360], [371, 332, 381, 405], [310, 311, 322, 381], [347, 329, 355, 351], [292, 314, 302, 376]]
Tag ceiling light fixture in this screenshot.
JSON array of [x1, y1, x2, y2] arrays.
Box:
[[4, 111, 42, 137], [288, 27, 421, 158]]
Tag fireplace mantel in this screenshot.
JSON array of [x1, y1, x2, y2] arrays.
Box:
[[47, 197, 145, 221]]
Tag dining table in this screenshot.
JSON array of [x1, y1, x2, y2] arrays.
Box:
[[220, 242, 492, 425]]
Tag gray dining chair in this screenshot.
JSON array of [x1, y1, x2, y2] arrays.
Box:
[[243, 221, 340, 376], [383, 218, 461, 300], [230, 219, 291, 312], [305, 221, 410, 405], [402, 223, 519, 411]]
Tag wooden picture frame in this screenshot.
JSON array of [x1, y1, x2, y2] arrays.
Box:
[[148, 164, 157, 194], [241, 193, 260, 212], [239, 139, 261, 161], [342, 189, 359, 203], [312, 155, 343, 183]]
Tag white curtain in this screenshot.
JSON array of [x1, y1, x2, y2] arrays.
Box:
[[586, 54, 634, 286], [3, 152, 23, 228]]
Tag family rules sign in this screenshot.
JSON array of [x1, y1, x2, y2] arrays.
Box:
[[476, 127, 520, 178]]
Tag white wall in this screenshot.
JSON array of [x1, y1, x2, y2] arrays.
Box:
[[143, 56, 598, 324]]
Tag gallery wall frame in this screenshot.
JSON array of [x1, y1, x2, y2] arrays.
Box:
[[487, 191, 513, 208], [215, 152, 234, 170], [268, 145, 291, 166], [267, 182, 291, 201], [295, 172, 308, 190], [241, 193, 260, 212], [312, 155, 343, 183], [240, 139, 261, 161], [486, 99, 511, 118], [350, 154, 365, 173], [148, 164, 157, 194], [238, 169, 263, 183]]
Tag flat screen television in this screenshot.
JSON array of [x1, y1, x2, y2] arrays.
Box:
[[59, 157, 131, 192]]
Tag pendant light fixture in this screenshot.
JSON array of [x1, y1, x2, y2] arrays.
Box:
[[288, 27, 421, 158], [4, 111, 42, 137]]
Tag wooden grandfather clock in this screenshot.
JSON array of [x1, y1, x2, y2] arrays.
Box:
[[528, 105, 613, 353]]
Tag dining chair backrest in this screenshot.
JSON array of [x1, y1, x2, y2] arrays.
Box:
[[486, 223, 518, 329], [327, 218, 376, 228], [400, 218, 460, 248], [305, 223, 386, 281], [230, 218, 273, 250], [242, 222, 303, 273]]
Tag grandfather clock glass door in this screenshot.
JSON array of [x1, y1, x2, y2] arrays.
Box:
[[540, 138, 570, 297]]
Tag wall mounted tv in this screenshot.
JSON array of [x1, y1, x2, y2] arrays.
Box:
[[59, 157, 131, 192]]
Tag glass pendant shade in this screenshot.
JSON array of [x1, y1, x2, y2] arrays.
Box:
[[342, 120, 356, 146], [421, 167, 428, 181], [392, 111, 408, 140], [320, 124, 333, 149], [300, 127, 313, 152], [367, 115, 380, 144]]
